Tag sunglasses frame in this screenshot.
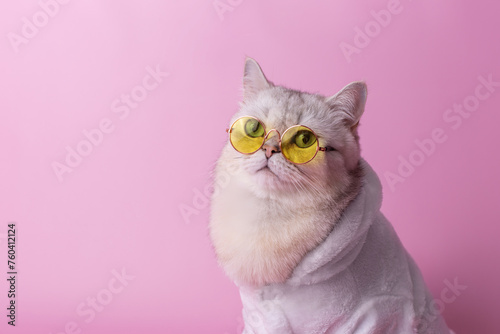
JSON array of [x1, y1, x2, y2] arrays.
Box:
[[226, 115, 334, 165]]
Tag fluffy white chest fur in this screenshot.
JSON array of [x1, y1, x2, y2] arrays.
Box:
[[210, 160, 341, 285]]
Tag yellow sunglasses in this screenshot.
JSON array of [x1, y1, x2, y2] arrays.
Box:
[[226, 116, 335, 164]]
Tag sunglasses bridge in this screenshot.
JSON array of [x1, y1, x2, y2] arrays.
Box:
[[262, 128, 282, 150]]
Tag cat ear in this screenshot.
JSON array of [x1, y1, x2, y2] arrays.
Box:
[[325, 81, 367, 133], [243, 57, 273, 101]]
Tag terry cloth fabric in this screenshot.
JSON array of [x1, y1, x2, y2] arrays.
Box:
[[238, 160, 453, 334]]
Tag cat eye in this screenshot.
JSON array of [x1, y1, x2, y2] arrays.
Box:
[[226, 116, 335, 164]]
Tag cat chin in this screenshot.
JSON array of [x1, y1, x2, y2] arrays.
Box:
[[245, 172, 311, 201]]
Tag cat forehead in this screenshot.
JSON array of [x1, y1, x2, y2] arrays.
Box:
[[240, 88, 329, 127]]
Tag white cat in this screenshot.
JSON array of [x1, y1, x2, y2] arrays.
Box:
[[209, 58, 453, 333]]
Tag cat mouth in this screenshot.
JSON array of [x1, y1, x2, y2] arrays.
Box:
[[256, 165, 281, 180], [257, 165, 271, 173]]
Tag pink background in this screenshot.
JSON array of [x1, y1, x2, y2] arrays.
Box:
[[1, 0, 499, 333]]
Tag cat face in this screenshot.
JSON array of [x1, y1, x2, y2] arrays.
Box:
[[219, 58, 367, 200]]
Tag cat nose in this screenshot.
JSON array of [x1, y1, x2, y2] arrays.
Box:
[[262, 144, 281, 158]]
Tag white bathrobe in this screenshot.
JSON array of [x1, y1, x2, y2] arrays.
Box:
[[238, 161, 453, 334]]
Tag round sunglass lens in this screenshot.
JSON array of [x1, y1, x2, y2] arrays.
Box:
[[229, 117, 265, 154], [281, 126, 318, 164]]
